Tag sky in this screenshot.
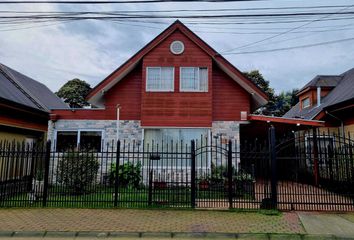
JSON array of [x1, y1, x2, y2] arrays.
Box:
[[0, 0, 354, 94]]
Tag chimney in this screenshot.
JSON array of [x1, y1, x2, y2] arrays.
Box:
[[317, 87, 321, 107]]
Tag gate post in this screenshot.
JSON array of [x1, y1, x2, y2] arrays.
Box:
[[228, 140, 233, 209], [191, 140, 196, 208], [42, 140, 51, 207], [269, 126, 277, 209], [148, 169, 153, 207], [312, 128, 320, 186], [28, 144, 36, 192], [114, 140, 120, 207]]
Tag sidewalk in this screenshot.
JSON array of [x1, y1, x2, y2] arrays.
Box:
[[0, 208, 353, 239]]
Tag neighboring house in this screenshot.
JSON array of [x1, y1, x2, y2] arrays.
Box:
[[48, 20, 269, 152], [284, 67, 354, 137], [0, 63, 68, 144]]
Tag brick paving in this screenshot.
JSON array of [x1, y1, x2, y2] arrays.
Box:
[[340, 213, 354, 223], [0, 208, 305, 234], [196, 181, 354, 211]]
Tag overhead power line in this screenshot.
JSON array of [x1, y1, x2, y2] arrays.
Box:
[[1, 4, 352, 13], [220, 4, 354, 53], [222, 36, 354, 55], [2, 11, 354, 19], [0, 0, 269, 4]]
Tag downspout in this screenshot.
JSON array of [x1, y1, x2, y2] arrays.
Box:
[[325, 111, 344, 137], [116, 104, 121, 142]]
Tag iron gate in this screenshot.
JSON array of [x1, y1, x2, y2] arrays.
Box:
[[276, 129, 354, 211]]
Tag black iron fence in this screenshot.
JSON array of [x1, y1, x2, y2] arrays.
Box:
[[0, 127, 353, 211]]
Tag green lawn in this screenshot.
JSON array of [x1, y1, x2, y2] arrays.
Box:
[[1, 184, 251, 208]]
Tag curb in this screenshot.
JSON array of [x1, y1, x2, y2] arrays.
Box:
[[0, 231, 352, 239]]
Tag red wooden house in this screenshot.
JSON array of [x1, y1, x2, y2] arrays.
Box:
[[48, 20, 269, 151]]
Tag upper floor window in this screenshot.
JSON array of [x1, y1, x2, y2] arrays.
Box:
[[180, 67, 208, 92], [146, 67, 174, 92], [302, 97, 310, 109]]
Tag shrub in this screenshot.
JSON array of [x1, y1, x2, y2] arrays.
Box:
[[210, 162, 237, 184], [109, 162, 142, 189], [234, 169, 255, 182], [35, 169, 44, 181], [57, 151, 100, 195]]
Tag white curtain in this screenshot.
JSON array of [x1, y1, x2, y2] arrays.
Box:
[[146, 67, 174, 91], [180, 67, 208, 92], [144, 128, 208, 167]]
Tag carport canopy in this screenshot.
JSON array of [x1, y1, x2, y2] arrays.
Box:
[[240, 114, 325, 142], [248, 114, 325, 127]]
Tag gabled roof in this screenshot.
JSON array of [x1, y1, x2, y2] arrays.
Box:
[[0, 63, 68, 112], [297, 75, 342, 95], [284, 67, 354, 120], [86, 20, 268, 109]]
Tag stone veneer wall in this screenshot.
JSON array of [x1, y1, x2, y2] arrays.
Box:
[[211, 121, 241, 167], [48, 120, 241, 142], [47, 119, 142, 183], [48, 120, 142, 145], [211, 121, 240, 141]]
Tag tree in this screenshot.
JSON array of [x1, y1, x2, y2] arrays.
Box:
[[272, 89, 299, 117], [243, 70, 276, 115], [243, 70, 274, 99], [56, 79, 92, 108], [244, 70, 299, 116]]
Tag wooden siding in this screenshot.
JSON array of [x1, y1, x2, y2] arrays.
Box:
[[105, 66, 142, 120], [0, 116, 47, 132], [141, 29, 213, 127], [212, 64, 250, 120], [299, 90, 315, 109], [299, 88, 332, 109], [51, 109, 110, 120], [52, 66, 142, 120], [0, 108, 47, 132]]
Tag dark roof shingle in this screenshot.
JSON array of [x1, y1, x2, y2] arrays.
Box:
[[284, 68, 354, 119], [298, 75, 342, 93], [0, 63, 68, 111]]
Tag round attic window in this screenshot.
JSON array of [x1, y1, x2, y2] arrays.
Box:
[[170, 41, 184, 55]]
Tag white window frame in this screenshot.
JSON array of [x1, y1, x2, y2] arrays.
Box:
[[179, 67, 208, 92], [170, 41, 185, 55], [146, 67, 174, 92], [302, 97, 310, 109], [54, 129, 105, 152]]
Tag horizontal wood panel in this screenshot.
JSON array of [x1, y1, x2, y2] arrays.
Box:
[[52, 109, 112, 120], [212, 63, 250, 121], [0, 115, 47, 132], [105, 66, 142, 120], [141, 30, 213, 127]]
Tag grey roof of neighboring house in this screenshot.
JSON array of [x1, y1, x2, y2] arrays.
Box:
[[0, 63, 68, 112], [298, 75, 342, 93], [284, 68, 354, 120]]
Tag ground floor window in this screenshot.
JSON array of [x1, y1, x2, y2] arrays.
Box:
[[55, 130, 103, 152], [143, 128, 209, 167], [144, 128, 208, 145]]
